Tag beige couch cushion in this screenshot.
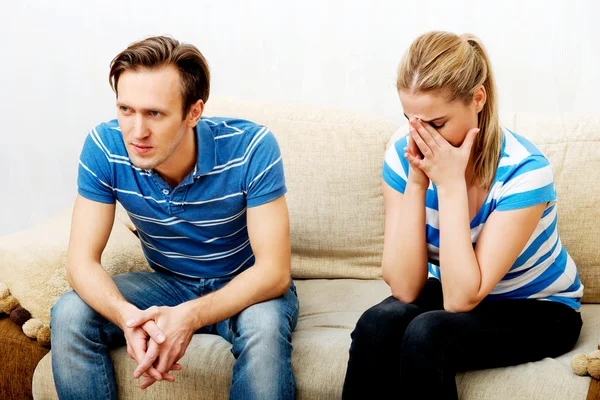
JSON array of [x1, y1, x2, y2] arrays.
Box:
[[0, 204, 150, 325], [33, 279, 595, 400], [204, 98, 397, 279]]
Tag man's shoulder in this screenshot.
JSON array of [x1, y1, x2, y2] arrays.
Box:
[[202, 116, 269, 140], [83, 119, 127, 156]]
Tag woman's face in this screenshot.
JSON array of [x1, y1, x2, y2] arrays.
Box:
[[399, 88, 485, 147]]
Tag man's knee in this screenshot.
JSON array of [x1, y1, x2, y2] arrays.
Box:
[[233, 300, 293, 357], [51, 290, 99, 334]]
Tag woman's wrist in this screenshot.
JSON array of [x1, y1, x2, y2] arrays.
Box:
[[405, 179, 429, 196]]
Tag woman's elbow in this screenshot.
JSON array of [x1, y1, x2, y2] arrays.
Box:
[[390, 287, 419, 304], [385, 277, 420, 303], [443, 298, 479, 313], [383, 269, 421, 302]]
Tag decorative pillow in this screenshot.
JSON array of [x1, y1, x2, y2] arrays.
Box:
[[0, 203, 150, 345]]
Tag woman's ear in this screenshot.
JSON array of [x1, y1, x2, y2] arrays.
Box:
[[473, 86, 487, 113]]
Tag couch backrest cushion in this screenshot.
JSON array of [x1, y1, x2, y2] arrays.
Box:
[[204, 98, 397, 279]]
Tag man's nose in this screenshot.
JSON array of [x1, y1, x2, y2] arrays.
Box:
[[132, 115, 150, 139]]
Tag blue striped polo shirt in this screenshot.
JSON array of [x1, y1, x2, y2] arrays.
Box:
[[77, 117, 286, 278], [383, 128, 583, 310]]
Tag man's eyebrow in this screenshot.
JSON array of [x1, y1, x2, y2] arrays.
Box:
[[403, 113, 447, 123], [117, 102, 168, 113]]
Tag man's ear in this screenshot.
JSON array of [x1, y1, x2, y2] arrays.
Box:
[[186, 99, 205, 127], [473, 86, 486, 113]]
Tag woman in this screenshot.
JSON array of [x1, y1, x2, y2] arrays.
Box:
[[342, 31, 583, 400]]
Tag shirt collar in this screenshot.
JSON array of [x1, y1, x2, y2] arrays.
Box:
[[194, 119, 216, 177]]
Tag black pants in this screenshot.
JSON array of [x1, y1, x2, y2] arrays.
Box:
[[342, 278, 582, 400]]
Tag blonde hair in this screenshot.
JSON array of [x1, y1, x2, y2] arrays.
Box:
[[397, 31, 501, 189]]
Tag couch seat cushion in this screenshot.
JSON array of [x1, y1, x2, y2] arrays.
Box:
[[33, 279, 595, 399]]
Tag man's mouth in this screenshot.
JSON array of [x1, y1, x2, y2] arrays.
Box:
[[131, 143, 153, 155]]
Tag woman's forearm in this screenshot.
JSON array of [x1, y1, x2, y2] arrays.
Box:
[[382, 182, 429, 302], [437, 183, 481, 312]]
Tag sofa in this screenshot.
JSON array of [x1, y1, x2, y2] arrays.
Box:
[[1, 98, 599, 399]]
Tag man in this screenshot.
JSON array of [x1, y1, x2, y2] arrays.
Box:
[[51, 36, 298, 400]]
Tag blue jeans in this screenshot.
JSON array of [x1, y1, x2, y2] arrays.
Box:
[[50, 270, 299, 400]]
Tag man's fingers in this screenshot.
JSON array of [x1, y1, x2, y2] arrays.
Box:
[[170, 363, 183, 371], [140, 375, 157, 390], [142, 320, 166, 344], [134, 340, 160, 380], [126, 306, 159, 328], [155, 350, 177, 377], [129, 335, 147, 362]]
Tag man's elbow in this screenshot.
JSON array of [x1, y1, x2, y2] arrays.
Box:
[[65, 262, 75, 287], [265, 260, 291, 297], [275, 267, 291, 296]]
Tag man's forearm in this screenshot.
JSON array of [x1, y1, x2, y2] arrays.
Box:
[[183, 262, 290, 331], [67, 261, 130, 328]]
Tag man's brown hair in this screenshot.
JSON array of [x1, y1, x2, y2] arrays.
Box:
[[109, 36, 210, 117]]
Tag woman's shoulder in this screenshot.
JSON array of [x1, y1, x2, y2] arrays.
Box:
[[497, 128, 552, 178], [491, 128, 557, 211]]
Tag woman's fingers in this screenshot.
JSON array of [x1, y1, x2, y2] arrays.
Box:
[[409, 125, 431, 157]]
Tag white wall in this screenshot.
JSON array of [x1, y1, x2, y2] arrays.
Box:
[[1, 0, 598, 235]]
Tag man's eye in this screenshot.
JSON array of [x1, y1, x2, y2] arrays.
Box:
[[149, 111, 160, 117], [120, 106, 129, 113]]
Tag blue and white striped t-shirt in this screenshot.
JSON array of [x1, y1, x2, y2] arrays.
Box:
[[383, 128, 583, 310], [78, 117, 286, 278]]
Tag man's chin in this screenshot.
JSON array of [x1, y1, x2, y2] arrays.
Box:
[[129, 157, 157, 171]]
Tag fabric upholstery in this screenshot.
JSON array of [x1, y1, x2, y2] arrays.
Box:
[[33, 279, 597, 399]]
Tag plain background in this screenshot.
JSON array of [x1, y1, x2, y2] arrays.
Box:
[[1, 0, 599, 235]]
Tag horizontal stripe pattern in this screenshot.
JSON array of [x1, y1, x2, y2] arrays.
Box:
[[384, 128, 582, 309], [77, 117, 287, 277]]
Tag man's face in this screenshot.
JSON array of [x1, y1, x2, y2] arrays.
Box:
[[116, 66, 189, 170]]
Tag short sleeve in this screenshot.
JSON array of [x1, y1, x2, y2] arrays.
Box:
[[77, 129, 116, 204], [244, 128, 287, 207], [495, 156, 557, 211], [382, 135, 410, 194]]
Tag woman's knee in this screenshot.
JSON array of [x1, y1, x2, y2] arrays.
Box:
[[352, 296, 420, 342], [402, 311, 452, 353]]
